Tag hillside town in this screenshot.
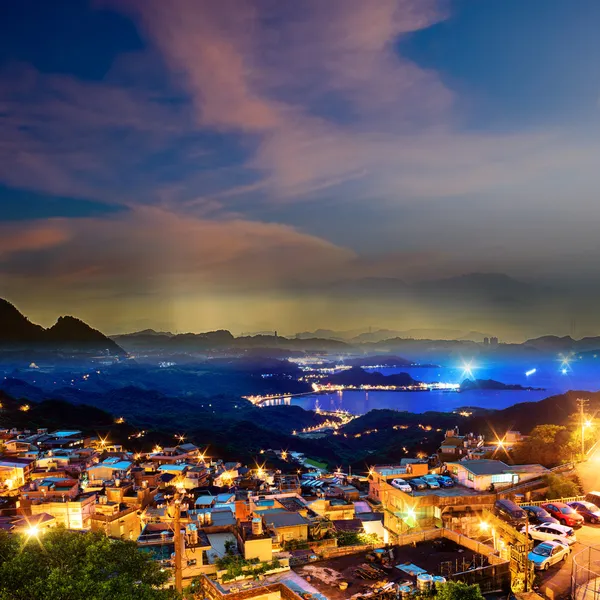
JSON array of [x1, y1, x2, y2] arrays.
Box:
[[1, 422, 598, 600]]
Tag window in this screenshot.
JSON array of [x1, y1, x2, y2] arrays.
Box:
[[491, 474, 513, 484], [467, 472, 474, 481]]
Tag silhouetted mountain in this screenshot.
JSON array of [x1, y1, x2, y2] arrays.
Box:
[[0, 298, 125, 356], [0, 299, 45, 343], [343, 355, 414, 367], [459, 378, 542, 391], [326, 366, 418, 387], [524, 335, 575, 352]]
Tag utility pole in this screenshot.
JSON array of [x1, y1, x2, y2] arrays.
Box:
[[577, 398, 589, 458], [169, 489, 184, 594]]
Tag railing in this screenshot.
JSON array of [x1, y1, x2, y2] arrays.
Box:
[[572, 544, 600, 600], [516, 495, 584, 507]]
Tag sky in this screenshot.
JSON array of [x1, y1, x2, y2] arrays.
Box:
[[2, 0, 600, 336]]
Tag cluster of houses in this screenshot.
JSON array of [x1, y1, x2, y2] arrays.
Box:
[[0, 427, 388, 586], [0, 424, 546, 590]]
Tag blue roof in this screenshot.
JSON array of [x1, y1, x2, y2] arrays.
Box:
[[90, 460, 131, 471], [215, 493, 234, 503], [195, 495, 215, 506], [256, 499, 275, 507], [158, 464, 188, 472]]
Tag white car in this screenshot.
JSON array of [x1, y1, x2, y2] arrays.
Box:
[[522, 522, 576, 545], [528, 540, 571, 571], [391, 478, 412, 492]]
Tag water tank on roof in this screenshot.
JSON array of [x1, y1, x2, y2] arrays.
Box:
[[252, 517, 263, 536], [186, 523, 198, 545]]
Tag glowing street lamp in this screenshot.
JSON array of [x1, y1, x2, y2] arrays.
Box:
[[26, 524, 40, 538]]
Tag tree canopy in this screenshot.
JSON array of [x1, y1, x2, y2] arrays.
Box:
[[436, 581, 484, 600], [512, 424, 571, 466], [0, 528, 179, 600]]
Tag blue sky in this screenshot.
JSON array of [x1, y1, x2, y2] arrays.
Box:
[[1, 0, 600, 333]]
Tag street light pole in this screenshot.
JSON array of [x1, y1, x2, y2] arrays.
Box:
[[577, 398, 589, 458], [169, 490, 183, 594]]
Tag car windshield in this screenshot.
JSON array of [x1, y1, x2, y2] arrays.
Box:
[[582, 502, 599, 511], [533, 544, 553, 557], [535, 508, 550, 516], [561, 506, 575, 514]]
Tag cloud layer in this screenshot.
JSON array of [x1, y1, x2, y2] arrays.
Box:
[[2, 1, 600, 332]]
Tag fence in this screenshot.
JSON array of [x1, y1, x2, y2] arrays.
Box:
[[572, 544, 600, 600], [450, 562, 511, 594], [319, 541, 382, 559], [516, 495, 584, 507]]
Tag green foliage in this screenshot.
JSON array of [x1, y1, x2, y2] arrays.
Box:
[[335, 530, 380, 547], [0, 527, 178, 600], [283, 539, 310, 551], [223, 539, 236, 555], [512, 424, 571, 467], [215, 554, 281, 582], [544, 473, 581, 499], [435, 581, 484, 600]]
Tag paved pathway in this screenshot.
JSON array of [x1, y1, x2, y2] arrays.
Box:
[[537, 523, 600, 599]]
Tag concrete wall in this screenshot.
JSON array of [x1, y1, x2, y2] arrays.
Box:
[[243, 537, 273, 562]]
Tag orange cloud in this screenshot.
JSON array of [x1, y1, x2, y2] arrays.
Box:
[[0, 222, 69, 256], [0, 207, 355, 292]]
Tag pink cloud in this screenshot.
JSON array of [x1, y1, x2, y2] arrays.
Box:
[[116, 0, 455, 197], [0, 207, 355, 291], [0, 222, 69, 256]]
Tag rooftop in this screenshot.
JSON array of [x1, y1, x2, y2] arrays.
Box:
[[449, 459, 509, 476], [264, 511, 309, 529]]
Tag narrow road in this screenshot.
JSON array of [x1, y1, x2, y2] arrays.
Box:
[[576, 446, 600, 494]]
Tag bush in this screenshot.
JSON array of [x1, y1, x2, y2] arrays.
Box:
[[436, 581, 484, 600], [544, 473, 581, 499], [335, 530, 379, 547]]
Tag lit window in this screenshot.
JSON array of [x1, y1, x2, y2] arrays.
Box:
[[491, 474, 513, 484]]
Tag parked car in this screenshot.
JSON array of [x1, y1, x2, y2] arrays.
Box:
[[569, 501, 600, 524], [522, 522, 576, 545], [541, 502, 584, 528], [522, 505, 559, 525], [434, 475, 455, 488], [528, 541, 571, 571], [408, 478, 428, 490], [390, 478, 412, 493], [494, 499, 528, 528], [422, 475, 440, 489]]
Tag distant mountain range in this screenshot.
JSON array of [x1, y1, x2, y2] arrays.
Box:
[[0, 298, 124, 356], [4, 289, 600, 361]]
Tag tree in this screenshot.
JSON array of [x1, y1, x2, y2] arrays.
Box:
[[435, 581, 484, 600], [512, 424, 570, 467], [544, 473, 581, 499], [0, 527, 179, 600]]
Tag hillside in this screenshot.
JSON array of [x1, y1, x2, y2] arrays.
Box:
[[0, 299, 124, 356]]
